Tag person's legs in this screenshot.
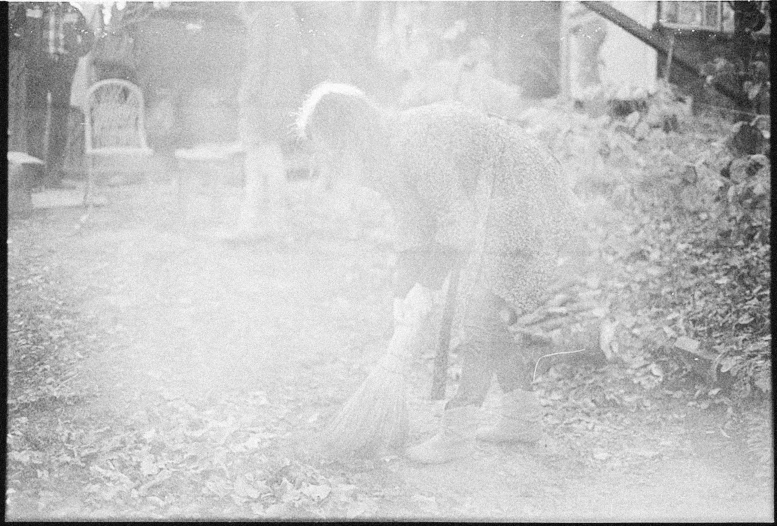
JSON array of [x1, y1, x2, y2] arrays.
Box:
[[26, 67, 49, 166], [477, 304, 544, 445], [260, 141, 287, 234], [406, 287, 506, 464], [46, 61, 76, 186], [237, 144, 265, 231], [222, 140, 285, 240], [445, 289, 509, 409]]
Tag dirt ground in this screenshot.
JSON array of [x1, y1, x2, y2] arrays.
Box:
[[6, 176, 774, 521]]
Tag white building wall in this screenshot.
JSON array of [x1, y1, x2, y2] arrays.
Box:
[[562, 1, 659, 99], [598, 1, 659, 95]]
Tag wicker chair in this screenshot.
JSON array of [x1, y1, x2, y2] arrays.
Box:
[[83, 79, 153, 206]]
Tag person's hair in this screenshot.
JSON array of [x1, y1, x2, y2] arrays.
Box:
[[296, 83, 386, 165]]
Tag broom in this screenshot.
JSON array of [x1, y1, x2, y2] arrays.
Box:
[[319, 283, 433, 457]]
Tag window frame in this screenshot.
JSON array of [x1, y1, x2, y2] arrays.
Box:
[[657, 0, 770, 35]]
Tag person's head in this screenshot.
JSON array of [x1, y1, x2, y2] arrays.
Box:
[[297, 82, 386, 185], [297, 83, 383, 161]]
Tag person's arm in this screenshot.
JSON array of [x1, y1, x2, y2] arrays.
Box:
[[9, 3, 27, 50], [393, 243, 461, 299], [72, 5, 95, 57], [391, 165, 475, 298]]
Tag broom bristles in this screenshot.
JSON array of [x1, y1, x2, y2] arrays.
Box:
[[319, 364, 409, 458], [318, 286, 431, 458]]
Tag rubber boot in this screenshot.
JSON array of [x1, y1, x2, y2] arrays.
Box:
[[405, 405, 478, 464], [476, 389, 543, 444]]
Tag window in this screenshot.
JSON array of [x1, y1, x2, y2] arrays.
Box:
[[660, 1, 733, 32], [659, 1, 770, 34]]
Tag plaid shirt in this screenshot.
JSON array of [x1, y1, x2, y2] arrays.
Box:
[[10, 2, 94, 62], [47, 3, 67, 56]]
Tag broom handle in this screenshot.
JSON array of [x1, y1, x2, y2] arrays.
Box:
[[431, 260, 462, 400]]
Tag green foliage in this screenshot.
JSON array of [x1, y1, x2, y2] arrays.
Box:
[[373, 14, 523, 117], [626, 142, 770, 398], [701, 55, 771, 113], [519, 87, 771, 398]]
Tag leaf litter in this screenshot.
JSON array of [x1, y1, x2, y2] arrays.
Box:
[[6, 99, 773, 521]]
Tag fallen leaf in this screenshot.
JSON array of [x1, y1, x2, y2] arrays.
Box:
[[253, 480, 272, 495], [234, 476, 260, 499], [160, 389, 180, 401], [183, 426, 210, 439], [302, 483, 331, 501], [674, 336, 700, 353], [411, 494, 437, 507], [599, 320, 619, 360], [646, 266, 665, 277], [249, 391, 270, 405], [96, 485, 121, 501], [138, 469, 172, 494], [736, 314, 753, 325], [264, 503, 287, 516], [345, 502, 368, 519], [140, 456, 160, 477], [213, 427, 237, 446], [243, 432, 275, 450], [631, 449, 661, 459], [147, 496, 165, 507], [9, 450, 31, 464], [334, 483, 358, 497], [547, 293, 572, 307], [281, 488, 302, 504]]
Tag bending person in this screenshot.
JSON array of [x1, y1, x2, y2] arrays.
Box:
[[297, 83, 580, 464]]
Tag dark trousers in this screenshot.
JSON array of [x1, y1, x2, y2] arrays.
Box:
[[395, 247, 532, 410], [26, 58, 77, 181], [446, 287, 532, 410]]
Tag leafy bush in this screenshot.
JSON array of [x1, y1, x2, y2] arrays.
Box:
[[519, 88, 771, 398], [700, 55, 771, 116]]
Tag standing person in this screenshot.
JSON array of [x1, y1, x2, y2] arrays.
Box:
[[298, 83, 581, 464], [218, 3, 304, 241], [8, 3, 28, 153], [12, 2, 94, 189]]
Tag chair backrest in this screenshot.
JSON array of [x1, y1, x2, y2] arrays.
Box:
[[85, 79, 150, 153]]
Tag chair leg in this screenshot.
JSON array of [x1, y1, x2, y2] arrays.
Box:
[[84, 157, 94, 209], [75, 157, 95, 231], [176, 170, 190, 224], [210, 161, 226, 222]]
